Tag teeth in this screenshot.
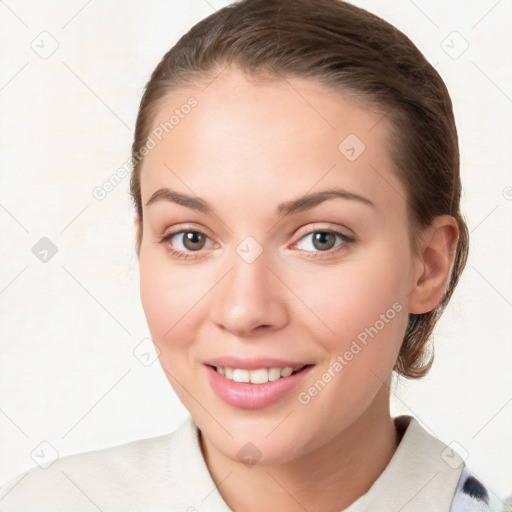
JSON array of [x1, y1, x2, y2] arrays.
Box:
[[232, 369, 249, 383], [280, 367, 293, 377], [215, 366, 301, 384], [249, 368, 268, 384], [268, 368, 281, 381]]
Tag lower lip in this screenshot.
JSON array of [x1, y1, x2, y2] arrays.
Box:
[[205, 365, 313, 409]]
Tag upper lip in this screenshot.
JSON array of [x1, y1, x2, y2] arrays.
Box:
[[203, 356, 312, 370]]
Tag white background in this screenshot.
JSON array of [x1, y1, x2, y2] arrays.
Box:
[[1, 0, 511, 503]]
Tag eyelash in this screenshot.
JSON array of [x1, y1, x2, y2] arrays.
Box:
[[157, 225, 356, 261]]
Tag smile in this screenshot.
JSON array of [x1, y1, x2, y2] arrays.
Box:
[[204, 361, 313, 409], [214, 366, 305, 384]]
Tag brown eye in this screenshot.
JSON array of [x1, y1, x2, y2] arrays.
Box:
[[293, 229, 354, 258], [296, 231, 343, 252], [312, 232, 337, 251], [179, 231, 207, 251], [159, 229, 214, 257]]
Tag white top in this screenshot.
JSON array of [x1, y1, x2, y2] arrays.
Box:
[[0, 415, 503, 511]]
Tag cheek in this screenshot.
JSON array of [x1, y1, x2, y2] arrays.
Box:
[[291, 252, 410, 423], [286, 242, 412, 396], [294, 256, 408, 341], [139, 249, 197, 343], [139, 246, 221, 378]]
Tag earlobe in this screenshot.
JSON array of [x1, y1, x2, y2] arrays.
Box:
[[408, 215, 459, 314]]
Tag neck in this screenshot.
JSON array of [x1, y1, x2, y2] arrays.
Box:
[[200, 385, 399, 512]]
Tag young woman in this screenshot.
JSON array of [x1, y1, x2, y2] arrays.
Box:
[[0, 0, 505, 510]]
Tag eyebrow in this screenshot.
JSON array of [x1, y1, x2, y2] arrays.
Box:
[[145, 186, 374, 217]]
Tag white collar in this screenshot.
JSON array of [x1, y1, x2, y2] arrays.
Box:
[[344, 415, 464, 511], [169, 414, 464, 511]]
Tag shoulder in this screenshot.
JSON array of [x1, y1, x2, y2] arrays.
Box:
[[0, 415, 231, 512], [381, 416, 508, 512], [400, 416, 506, 512], [0, 429, 177, 511]]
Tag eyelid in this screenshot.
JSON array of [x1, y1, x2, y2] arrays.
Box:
[[159, 223, 352, 243], [291, 223, 355, 243], [159, 223, 216, 242]]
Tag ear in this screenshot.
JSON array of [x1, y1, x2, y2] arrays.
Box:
[[408, 215, 459, 314]]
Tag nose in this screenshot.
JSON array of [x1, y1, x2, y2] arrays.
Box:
[[209, 247, 290, 338]]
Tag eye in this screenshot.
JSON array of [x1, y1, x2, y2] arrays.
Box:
[[158, 225, 354, 260], [293, 228, 354, 257], [158, 228, 215, 259]]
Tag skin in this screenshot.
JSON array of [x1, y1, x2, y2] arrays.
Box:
[[135, 66, 459, 511]]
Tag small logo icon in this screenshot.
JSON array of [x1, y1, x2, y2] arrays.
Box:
[[30, 441, 59, 469], [30, 31, 59, 60], [441, 441, 468, 469], [236, 442, 262, 467], [133, 338, 160, 366], [338, 133, 366, 161], [236, 236, 263, 264], [441, 31, 469, 60], [32, 237, 58, 263]]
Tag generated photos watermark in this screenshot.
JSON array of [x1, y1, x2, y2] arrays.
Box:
[[298, 301, 403, 405], [92, 96, 198, 201]]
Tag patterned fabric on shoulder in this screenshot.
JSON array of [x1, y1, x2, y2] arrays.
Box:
[[450, 465, 506, 512]]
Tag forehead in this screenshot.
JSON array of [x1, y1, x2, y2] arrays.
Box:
[[140, 68, 405, 217]]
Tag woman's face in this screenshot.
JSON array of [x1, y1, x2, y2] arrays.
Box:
[[138, 68, 419, 465]]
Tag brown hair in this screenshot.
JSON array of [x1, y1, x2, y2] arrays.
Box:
[[130, 0, 469, 379]]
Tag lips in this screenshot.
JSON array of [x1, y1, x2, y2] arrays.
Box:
[[203, 357, 314, 409]]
